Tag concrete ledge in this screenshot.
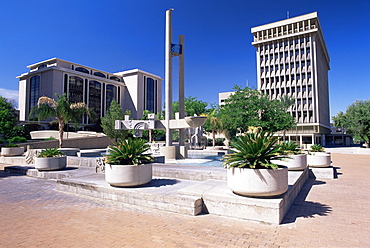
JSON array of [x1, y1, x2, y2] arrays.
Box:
[[178, 168, 309, 224], [153, 164, 227, 181], [56, 174, 203, 216], [309, 166, 336, 179]]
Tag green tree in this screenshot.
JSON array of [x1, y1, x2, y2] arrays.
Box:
[[101, 101, 128, 142], [332, 100, 370, 147], [0, 96, 18, 139], [202, 108, 224, 147], [172, 96, 208, 117], [218, 86, 295, 135], [29, 93, 92, 148]]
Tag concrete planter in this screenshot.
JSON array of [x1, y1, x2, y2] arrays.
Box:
[[34, 156, 67, 171], [105, 163, 152, 187], [227, 167, 288, 197], [307, 152, 331, 167], [1, 147, 24, 156], [273, 154, 307, 171]]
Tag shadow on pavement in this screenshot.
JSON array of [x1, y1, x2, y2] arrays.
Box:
[[0, 170, 25, 179], [281, 178, 332, 224]]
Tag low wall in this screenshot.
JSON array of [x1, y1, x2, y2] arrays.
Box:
[[16, 136, 114, 150]]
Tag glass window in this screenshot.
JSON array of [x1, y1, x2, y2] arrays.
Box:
[[75, 67, 89, 74], [106, 84, 116, 110], [94, 72, 106, 78], [69, 76, 84, 103], [89, 81, 101, 118], [146, 77, 156, 113], [110, 76, 121, 82], [30, 75, 40, 110]]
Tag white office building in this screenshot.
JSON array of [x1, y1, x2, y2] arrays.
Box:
[[251, 12, 330, 146], [17, 58, 162, 129]]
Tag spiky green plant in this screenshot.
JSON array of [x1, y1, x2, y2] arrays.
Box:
[[278, 141, 302, 155], [105, 138, 154, 166], [310, 144, 325, 152], [222, 131, 284, 169], [37, 148, 65, 158]]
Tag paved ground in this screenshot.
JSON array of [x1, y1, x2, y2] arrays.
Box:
[[0, 152, 369, 247]]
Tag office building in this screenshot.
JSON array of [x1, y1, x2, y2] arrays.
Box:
[[17, 58, 162, 129], [251, 12, 330, 146]]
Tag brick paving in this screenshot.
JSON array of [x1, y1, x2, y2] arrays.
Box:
[[0, 153, 370, 247]]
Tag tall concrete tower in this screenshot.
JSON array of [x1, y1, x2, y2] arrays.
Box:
[[251, 12, 330, 146]]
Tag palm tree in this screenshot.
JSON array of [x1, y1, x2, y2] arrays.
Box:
[[202, 108, 224, 147], [29, 93, 92, 148]]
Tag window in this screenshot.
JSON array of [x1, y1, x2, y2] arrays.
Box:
[[307, 61, 311, 66], [291, 75, 295, 80], [285, 64, 289, 69], [261, 79, 264, 85], [30, 76, 40, 110], [260, 56, 264, 61], [110, 76, 121, 82], [301, 61, 305, 67], [279, 52, 283, 58], [276, 76, 279, 82], [69, 76, 84, 103], [38, 64, 47, 70], [292, 87, 295, 93], [75, 67, 89, 74], [308, 72, 312, 79], [285, 52, 288, 57], [261, 67, 265, 73], [306, 48, 311, 54], [281, 88, 285, 94], [296, 62, 300, 68], [271, 78, 274, 83], [286, 87, 290, 93], [290, 63, 294, 68], [295, 50, 299, 56], [297, 74, 300, 80], [106, 84, 117, 110], [94, 72, 106, 78], [281, 76, 284, 82], [145, 77, 156, 113], [89, 81, 102, 118]]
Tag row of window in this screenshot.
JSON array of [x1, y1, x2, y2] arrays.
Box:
[[260, 37, 311, 51], [261, 86, 312, 95], [261, 73, 312, 84], [261, 62, 311, 72], [71, 65, 122, 82], [260, 48, 311, 61], [254, 19, 316, 41]]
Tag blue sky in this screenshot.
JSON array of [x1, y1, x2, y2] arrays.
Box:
[[0, 0, 369, 118]]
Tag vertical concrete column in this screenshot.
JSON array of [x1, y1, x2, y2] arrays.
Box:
[[178, 34, 185, 146], [165, 9, 174, 147]]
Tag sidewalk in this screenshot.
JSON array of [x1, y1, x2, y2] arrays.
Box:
[[0, 152, 369, 247]]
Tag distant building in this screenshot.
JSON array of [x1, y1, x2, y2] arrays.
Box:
[[17, 58, 162, 129], [251, 12, 330, 146], [218, 92, 233, 106]]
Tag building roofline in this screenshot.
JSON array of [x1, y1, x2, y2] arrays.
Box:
[[251, 12, 318, 32]]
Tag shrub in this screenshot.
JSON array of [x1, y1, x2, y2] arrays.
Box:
[[222, 131, 284, 169], [44, 137, 56, 141], [105, 138, 153, 165], [5, 143, 19, 147], [310, 144, 325, 152], [37, 148, 65, 158], [8, 136, 27, 143], [278, 141, 302, 155]]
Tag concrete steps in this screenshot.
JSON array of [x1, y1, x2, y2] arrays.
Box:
[[3, 163, 309, 224]]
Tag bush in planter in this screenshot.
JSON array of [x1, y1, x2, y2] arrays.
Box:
[[309, 144, 325, 153], [274, 141, 307, 170], [1, 143, 24, 156], [37, 148, 65, 158], [307, 144, 331, 167], [222, 131, 288, 197], [35, 148, 66, 171], [104, 138, 154, 187]]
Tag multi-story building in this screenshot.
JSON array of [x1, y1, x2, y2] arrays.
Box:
[[17, 58, 162, 129], [251, 12, 330, 146]]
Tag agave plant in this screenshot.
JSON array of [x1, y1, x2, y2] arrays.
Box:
[[278, 141, 302, 155], [222, 130, 284, 169], [310, 144, 325, 152], [37, 148, 65, 158], [105, 137, 154, 166]]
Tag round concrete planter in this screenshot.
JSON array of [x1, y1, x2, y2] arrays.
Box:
[[1, 147, 24, 156], [105, 163, 152, 187], [34, 156, 67, 171], [227, 167, 288, 197], [307, 152, 331, 167], [273, 154, 307, 171]]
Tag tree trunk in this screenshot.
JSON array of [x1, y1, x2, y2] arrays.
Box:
[[212, 130, 216, 147], [59, 122, 64, 148]]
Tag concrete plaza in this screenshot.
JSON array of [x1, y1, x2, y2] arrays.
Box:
[[0, 151, 369, 247]]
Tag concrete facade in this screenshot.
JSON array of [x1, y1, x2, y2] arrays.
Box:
[[17, 58, 162, 127], [251, 12, 330, 146]]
